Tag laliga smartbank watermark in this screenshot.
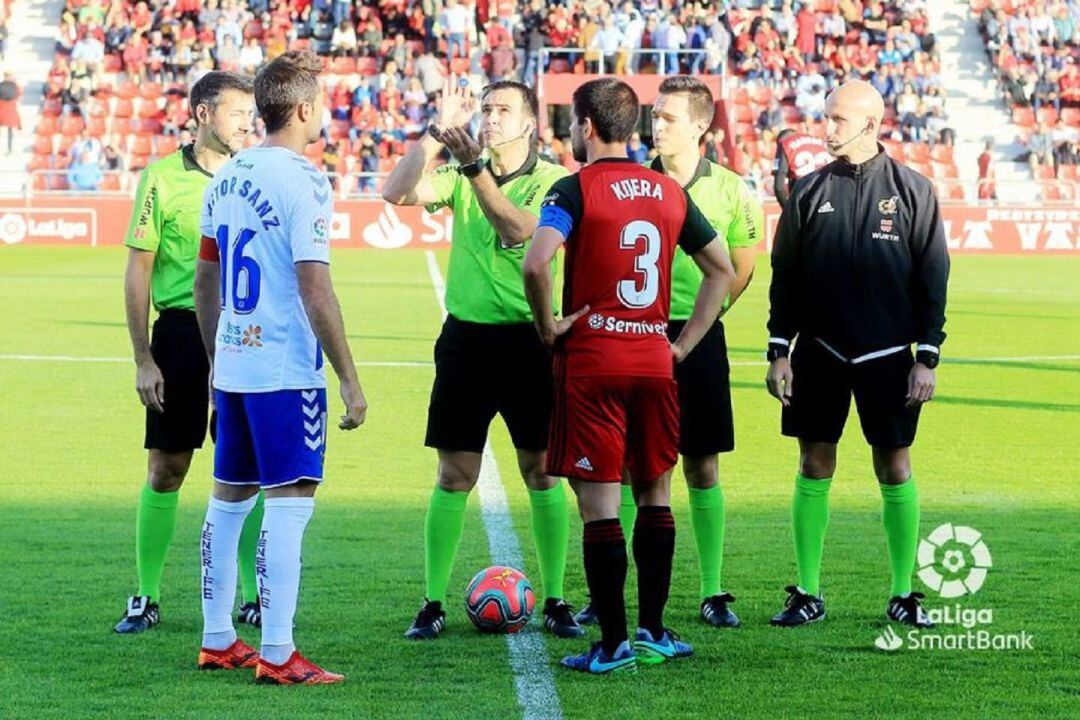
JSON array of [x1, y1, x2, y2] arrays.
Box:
[[874, 523, 1034, 652]]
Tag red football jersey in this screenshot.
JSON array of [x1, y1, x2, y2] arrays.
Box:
[[779, 132, 832, 182], [546, 159, 714, 378]]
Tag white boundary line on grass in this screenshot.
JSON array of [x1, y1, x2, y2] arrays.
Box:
[[424, 250, 564, 720], [3, 353, 1080, 367]]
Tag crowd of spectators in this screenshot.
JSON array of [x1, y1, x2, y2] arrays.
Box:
[[977, 0, 1080, 177]]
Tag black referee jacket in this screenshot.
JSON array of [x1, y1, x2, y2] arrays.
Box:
[[767, 145, 950, 360]]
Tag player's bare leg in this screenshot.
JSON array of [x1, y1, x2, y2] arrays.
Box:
[[872, 446, 930, 627], [517, 450, 582, 638]]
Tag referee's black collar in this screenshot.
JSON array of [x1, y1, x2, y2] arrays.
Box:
[[650, 156, 711, 190], [182, 143, 214, 178], [836, 143, 889, 177], [488, 152, 539, 186]]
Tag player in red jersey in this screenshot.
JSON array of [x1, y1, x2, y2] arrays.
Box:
[[523, 78, 735, 675], [773, 128, 833, 205]]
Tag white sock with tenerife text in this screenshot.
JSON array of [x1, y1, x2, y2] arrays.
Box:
[[200, 494, 258, 651], [258, 497, 315, 665]]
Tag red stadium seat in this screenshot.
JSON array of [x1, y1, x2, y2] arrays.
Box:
[[32, 174, 50, 191], [356, 57, 379, 76], [130, 154, 151, 171], [1062, 108, 1080, 127], [931, 144, 954, 163], [109, 117, 133, 136], [1012, 106, 1036, 127], [136, 118, 163, 134], [32, 135, 54, 155], [1059, 165, 1080, 181], [934, 162, 959, 179], [155, 135, 179, 156], [113, 99, 134, 118], [138, 100, 162, 119], [87, 116, 107, 138], [56, 135, 76, 155], [42, 98, 63, 116], [332, 57, 356, 75], [131, 135, 153, 156], [1035, 164, 1056, 180], [60, 115, 85, 136], [28, 154, 52, 172], [48, 174, 70, 191], [88, 98, 109, 118], [100, 174, 122, 191], [116, 81, 139, 100], [908, 143, 931, 163], [734, 103, 754, 123], [103, 54, 123, 73], [139, 82, 164, 101], [1036, 107, 1058, 126]]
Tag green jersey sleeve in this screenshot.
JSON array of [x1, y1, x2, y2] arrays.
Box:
[[424, 163, 461, 214], [727, 180, 765, 250], [124, 168, 164, 252]]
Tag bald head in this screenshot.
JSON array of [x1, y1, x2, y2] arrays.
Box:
[[823, 80, 885, 162]]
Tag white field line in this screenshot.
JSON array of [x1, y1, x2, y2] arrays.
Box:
[[423, 250, 563, 720]]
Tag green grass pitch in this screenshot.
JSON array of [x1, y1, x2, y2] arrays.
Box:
[[0, 247, 1077, 719]]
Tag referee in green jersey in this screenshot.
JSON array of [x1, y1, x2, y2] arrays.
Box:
[[383, 77, 583, 640], [574, 76, 764, 630], [116, 72, 257, 634]]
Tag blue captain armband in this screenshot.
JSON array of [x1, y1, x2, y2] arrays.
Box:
[[537, 203, 574, 240]]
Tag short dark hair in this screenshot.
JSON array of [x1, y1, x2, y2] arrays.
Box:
[[657, 76, 715, 126], [777, 128, 796, 140], [481, 81, 539, 121], [571, 78, 639, 143], [254, 50, 324, 133], [189, 71, 253, 124]]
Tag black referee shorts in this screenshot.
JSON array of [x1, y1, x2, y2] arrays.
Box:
[[667, 319, 735, 457], [425, 315, 552, 454], [144, 309, 210, 453], [781, 338, 921, 448]]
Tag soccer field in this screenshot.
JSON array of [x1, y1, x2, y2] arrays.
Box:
[[1, 247, 1077, 720]]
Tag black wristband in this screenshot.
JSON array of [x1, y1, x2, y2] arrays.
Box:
[[458, 159, 485, 178], [916, 349, 939, 369], [766, 341, 789, 362]]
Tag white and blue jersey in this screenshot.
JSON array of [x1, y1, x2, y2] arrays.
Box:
[[200, 146, 332, 394], [200, 146, 334, 487]]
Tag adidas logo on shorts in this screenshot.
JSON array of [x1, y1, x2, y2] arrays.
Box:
[[574, 457, 594, 472]]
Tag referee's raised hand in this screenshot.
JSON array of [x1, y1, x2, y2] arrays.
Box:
[[136, 359, 166, 414], [435, 74, 476, 131], [766, 357, 794, 407]]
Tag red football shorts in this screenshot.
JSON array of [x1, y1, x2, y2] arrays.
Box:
[[547, 373, 679, 483]]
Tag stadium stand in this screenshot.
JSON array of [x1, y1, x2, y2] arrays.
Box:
[[975, 0, 1079, 198], [25, 0, 1075, 201]]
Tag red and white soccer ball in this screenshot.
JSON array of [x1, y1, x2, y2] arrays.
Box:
[[464, 565, 535, 634]]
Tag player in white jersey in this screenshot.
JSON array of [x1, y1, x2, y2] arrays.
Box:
[[191, 51, 367, 685]]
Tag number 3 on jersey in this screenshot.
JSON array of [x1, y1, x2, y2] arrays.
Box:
[[217, 224, 260, 314], [617, 220, 661, 309]]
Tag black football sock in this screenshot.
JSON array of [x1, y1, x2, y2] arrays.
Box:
[[633, 505, 676, 640], [582, 518, 628, 655]]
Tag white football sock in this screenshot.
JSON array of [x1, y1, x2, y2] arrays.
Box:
[[200, 493, 258, 650], [259, 497, 315, 665]]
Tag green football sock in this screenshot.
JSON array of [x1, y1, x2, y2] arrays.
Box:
[[424, 486, 469, 604], [688, 485, 725, 599], [529, 483, 569, 601], [618, 483, 637, 539], [136, 485, 180, 601], [880, 478, 919, 597], [237, 491, 265, 605], [791, 474, 831, 597]]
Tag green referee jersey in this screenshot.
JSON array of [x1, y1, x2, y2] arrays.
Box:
[[124, 144, 214, 311], [425, 153, 569, 324], [650, 157, 765, 320]]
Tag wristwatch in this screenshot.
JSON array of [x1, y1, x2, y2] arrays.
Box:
[[458, 159, 485, 178], [915, 348, 940, 369], [766, 340, 789, 363]]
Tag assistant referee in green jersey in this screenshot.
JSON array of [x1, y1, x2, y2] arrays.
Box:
[[116, 72, 258, 634], [383, 77, 583, 640]]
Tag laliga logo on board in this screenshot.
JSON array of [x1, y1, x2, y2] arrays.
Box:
[[0, 212, 28, 244], [917, 523, 992, 598]]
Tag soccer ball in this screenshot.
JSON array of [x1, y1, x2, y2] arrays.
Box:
[[464, 566, 535, 634]]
